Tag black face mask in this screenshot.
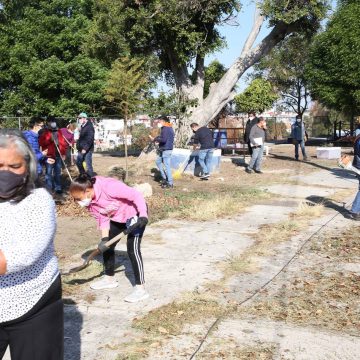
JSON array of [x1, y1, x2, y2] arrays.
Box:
[[0, 170, 27, 199]]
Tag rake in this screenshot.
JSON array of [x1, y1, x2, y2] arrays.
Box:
[[61, 232, 124, 275]]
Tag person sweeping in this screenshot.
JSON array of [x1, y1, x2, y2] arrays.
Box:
[[69, 174, 149, 303]]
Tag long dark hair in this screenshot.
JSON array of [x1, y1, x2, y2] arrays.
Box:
[[0, 129, 37, 202], [69, 173, 96, 193]]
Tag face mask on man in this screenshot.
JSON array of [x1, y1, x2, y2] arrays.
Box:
[[0, 170, 27, 199], [77, 196, 92, 208]]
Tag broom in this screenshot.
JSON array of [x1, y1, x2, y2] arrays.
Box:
[[172, 155, 192, 180]]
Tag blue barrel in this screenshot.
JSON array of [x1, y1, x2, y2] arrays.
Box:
[[213, 129, 220, 148], [219, 130, 227, 147]]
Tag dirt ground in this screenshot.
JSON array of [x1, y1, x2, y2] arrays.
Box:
[[46, 143, 360, 360]]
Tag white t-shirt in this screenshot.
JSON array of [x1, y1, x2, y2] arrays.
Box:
[[0, 188, 59, 323]]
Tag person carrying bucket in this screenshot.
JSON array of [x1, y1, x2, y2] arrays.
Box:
[[149, 115, 175, 189], [69, 173, 149, 303], [190, 122, 215, 180]]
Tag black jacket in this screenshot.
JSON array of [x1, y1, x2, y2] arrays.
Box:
[[193, 127, 214, 150], [77, 120, 95, 152], [244, 117, 259, 142]]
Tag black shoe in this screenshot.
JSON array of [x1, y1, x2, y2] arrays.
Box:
[[245, 168, 253, 174], [349, 212, 360, 221], [254, 170, 263, 174], [200, 173, 210, 179], [161, 182, 174, 189]]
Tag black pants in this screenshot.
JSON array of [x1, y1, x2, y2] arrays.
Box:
[[247, 140, 253, 155], [0, 276, 63, 360], [103, 220, 146, 285]]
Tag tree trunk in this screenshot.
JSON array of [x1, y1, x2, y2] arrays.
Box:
[[174, 16, 306, 146]]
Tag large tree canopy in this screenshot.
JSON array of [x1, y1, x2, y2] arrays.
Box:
[[306, 0, 360, 115], [88, 0, 329, 144], [0, 0, 107, 117]]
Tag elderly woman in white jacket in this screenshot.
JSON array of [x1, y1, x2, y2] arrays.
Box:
[[0, 129, 63, 360]]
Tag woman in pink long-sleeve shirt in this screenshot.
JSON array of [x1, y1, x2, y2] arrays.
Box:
[[69, 174, 149, 303]]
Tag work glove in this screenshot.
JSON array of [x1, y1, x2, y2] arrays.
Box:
[[124, 217, 148, 235], [97, 237, 110, 253]]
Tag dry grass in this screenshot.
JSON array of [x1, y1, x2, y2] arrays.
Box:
[[62, 261, 104, 301], [237, 225, 360, 335], [148, 187, 271, 222], [197, 341, 277, 360], [221, 202, 323, 278], [133, 295, 225, 337]]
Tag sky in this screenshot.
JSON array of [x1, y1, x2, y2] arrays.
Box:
[[157, 0, 338, 93]]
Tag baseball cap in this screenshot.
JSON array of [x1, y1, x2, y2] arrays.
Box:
[[78, 112, 88, 119]]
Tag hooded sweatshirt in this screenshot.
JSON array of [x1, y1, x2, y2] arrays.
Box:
[[87, 176, 148, 230]]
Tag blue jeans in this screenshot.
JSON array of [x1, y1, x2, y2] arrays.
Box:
[[351, 176, 360, 214], [45, 157, 62, 192], [248, 145, 264, 171], [76, 151, 94, 176], [295, 140, 307, 159], [198, 149, 214, 175], [156, 150, 173, 185]]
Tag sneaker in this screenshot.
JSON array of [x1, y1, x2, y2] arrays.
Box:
[[200, 173, 210, 179], [161, 182, 174, 189], [245, 168, 253, 174], [303, 157, 309, 161], [254, 170, 263, 174], [90, 275, 119, 290], [349, 212, 360, 221], [124, 286, 149, 303]]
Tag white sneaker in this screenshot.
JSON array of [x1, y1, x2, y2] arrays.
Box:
[[90, 275, 119, 290], [124, 286, 149, 303]]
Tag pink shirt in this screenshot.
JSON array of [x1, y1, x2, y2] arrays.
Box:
[[88, 176, 148, 230]]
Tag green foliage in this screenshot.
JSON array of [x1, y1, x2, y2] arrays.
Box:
[[104, 57, 149, 118], [266, 119, 288, 140], [255, 34, 311, 115], [143, 91, 197, 119], [261, 0, 330, 29], [234, 78, 278, 113], [0, 0, 108, 117], [204, 60, 227, 97], [306, 0, 360, 115]]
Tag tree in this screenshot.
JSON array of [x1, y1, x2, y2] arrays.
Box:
[[88, 0, 329, 145], [104, 57, 149, 181], [306, 0, 360, 127], [234, 78, 278, 113], [0, 0, 107, 117], [255, 34, 312, 117]]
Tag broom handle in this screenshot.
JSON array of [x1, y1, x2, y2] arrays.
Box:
[[104, 232, 124, 247]]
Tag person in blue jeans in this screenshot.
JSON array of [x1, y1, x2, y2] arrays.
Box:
[[350, 135, 360, 220], [190, 123, 215, 179], [246, 117, 267, 174], [291, 115, 308, 161], [149, 116, 175, 189]]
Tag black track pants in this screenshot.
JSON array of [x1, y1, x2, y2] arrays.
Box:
[[103, 220, 145, 285]]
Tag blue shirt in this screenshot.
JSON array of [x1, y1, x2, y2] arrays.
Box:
[[23, 130, 44, 174]]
